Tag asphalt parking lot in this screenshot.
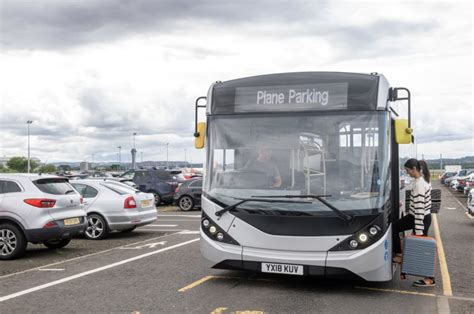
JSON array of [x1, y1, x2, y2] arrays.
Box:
[[0, 182, 472, 313]]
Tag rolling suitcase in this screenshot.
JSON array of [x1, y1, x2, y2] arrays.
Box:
[[401, 235, 437, 278]]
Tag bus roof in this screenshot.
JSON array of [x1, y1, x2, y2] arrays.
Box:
[[210, 72, 385, 114]]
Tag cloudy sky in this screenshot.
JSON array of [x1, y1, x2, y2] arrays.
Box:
[[0, 0, 472, 164]]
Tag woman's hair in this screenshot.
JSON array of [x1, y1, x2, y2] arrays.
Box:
[[404, 158, 431, 183], [418, 160, 431, 183]]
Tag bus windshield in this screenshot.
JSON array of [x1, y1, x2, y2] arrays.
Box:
[[205, 112, 391, 215]]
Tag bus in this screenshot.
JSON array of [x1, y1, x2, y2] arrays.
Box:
[[193, 72, 413, 281]]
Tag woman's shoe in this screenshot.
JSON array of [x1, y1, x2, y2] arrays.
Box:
[[413, 279, 436, 287]]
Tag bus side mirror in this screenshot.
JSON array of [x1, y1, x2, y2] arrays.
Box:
[[394, 119, 413, 144], [194, 122, 206, 149]]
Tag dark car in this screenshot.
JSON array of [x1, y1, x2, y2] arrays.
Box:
[[440, 172, 456, 184], [174, 178, 202, 211], [119, 169, 178, 205]]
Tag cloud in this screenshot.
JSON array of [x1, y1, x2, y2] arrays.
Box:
[[0, 0, 323, 50], [0, 1, 471, 163]]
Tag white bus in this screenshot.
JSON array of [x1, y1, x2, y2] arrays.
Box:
[[193, 72, 413, 281]]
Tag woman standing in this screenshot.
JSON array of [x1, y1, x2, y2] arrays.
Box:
[[392, 158, 434, 287]]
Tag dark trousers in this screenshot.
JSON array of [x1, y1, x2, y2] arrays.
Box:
[[392, 214, 432, 254]]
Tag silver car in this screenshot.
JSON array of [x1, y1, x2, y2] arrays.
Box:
[[0, 174, 87, 260], [70, 180, 157, 240], [468, 189, 474, 216]]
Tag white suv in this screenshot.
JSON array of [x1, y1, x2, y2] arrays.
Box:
[[0, 174, 87, 260]]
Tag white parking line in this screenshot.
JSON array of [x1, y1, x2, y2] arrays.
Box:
[[452, 195, 468, 211], [157, 219, 201, 222], [37, 269, 65, 272], [138, 229, 189, 232], [146, 224, 178, 227], [156, 214, 200, 218], [0, 232, 180, 280], [0, 238, 199, 303]]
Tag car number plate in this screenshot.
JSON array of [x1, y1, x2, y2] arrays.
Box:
[[64, 217, 80, 226], [140, 200, 153, 208], [261, 262, 304, 276]]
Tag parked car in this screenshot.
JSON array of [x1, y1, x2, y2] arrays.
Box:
[[440, 172, 456, 184], [118, 169, 178, 205], [464, 175, 474, 195], [174, 178, 202, 211], [0, 174, 87, 260], [450, 179, 459, 191], [446, 169, 474, 187], [456, 173, 474, 192], [70, 180, 156, 240], [467, 188, 474, 216]]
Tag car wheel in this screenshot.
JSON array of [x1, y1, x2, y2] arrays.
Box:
[[178, 195, 195, 211], [121, 227, 137, 233], [0, 223, 27, 260], [85, 214, 108, 240], [151, 192, 161, 206], [43, 238, 71, 249]]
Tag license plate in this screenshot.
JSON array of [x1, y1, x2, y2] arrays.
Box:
[[64, 217, 80, 226], [261, 262, 304, 276], [140, 200, 153, 208]]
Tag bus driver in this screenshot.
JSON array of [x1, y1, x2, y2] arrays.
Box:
[[244, 148, 282, 188]]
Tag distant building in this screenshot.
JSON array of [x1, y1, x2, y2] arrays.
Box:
[[80, 162, 89, 171]]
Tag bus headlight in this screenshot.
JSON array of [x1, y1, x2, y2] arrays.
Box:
[[369, 226, 379, 236], [329, 215, 386, 251], [201, 212, 240, 245], [349, 240, 358, 248], [358, 233, 368, 243]]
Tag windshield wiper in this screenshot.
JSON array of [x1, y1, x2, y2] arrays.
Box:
[[65, 190, 76, 195], [214, 198, 311, 217], [252, 194, 353, 222]]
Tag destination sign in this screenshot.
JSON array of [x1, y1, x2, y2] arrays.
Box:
[[234, 83, 348, 112]]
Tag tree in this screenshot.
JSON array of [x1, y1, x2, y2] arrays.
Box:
[[109, 164, 121, 171], [6, 157, 38, 173], [38, 164, 57, 174]]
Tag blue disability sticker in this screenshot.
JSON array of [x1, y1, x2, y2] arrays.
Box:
[[384, 239, 388, 250], [384, 251, 389, 262]]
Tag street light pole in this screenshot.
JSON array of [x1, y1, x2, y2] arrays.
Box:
[[117, 146, 122, 170], [26, 120, 33, 173], [166, 143, 169, 169], [184, 148, 187, 165]]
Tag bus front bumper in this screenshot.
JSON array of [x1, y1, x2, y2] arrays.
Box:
[[200, 226, 393, 282]]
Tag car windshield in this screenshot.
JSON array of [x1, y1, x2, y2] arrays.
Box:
[[204, 112, 391, 215]]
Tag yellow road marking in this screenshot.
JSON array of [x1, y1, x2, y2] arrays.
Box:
[[178, 275, 215, 292], [178, 275, 277, 292], [433, 214, 453, 297], [355, 286, 437, 298], [210, 307, 228, 314]]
